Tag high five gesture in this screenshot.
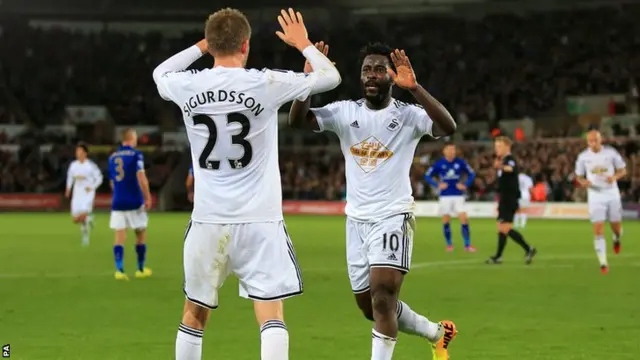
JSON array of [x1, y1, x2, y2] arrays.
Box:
[[276, 8, 312, 51], [387, 49, 418, 91]]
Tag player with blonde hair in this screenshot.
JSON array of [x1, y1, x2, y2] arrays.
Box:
[[153, 7, 341, 360]]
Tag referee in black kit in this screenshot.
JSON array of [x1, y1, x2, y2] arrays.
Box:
[[486, 136, 537, 264]]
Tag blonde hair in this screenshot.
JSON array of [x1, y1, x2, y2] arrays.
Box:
[[494, 136, 513, 147], [205, 8, 251, 56]]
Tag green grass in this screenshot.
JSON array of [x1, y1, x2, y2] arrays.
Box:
[[1, 213, 639, 359]]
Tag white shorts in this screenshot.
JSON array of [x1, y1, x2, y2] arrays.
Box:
[[71, 195, 94, 216], [438, 196, 466, 216], [109, 209, 149, 230], [519, 198, 531, 209], [588, 197, 623, 223], [346, 213, 415, 294], [182, 220, 303, 309]]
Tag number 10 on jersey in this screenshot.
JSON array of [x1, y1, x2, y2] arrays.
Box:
[[193, 113, 253, 170]]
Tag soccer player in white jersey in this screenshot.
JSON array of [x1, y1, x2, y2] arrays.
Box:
[[575, 130, 626, 274], [65, 143, 103, 246], [152, 8, 340, 360], [289, 42, 457, 360], [514, 172, 533, 229]]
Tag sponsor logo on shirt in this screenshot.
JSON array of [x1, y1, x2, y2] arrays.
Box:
[[349, 136, 394, 173]]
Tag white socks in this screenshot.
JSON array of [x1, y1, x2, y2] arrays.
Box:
[[176, 323, 203, 360], [594, 236, 607, 266], [80, 222, 90, 246], [396, 301, 441, 342], [260, 320, 289, 360], [371, 329, 396, 360]]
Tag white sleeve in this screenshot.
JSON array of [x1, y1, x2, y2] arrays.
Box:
[[406, 104, 434, 137], [152, 45, 203, 102], [91, 163, 104, 189], [265, 45, 341, 107], [612, 149, 626, 169], [311, 101, 346, 134], [575, 155, 586, 177], [66, 163, 75, 190]]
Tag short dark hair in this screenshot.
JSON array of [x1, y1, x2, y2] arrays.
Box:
[[443, 141, 455, 147], [76, 142, 89, 154], [205, 8, 251, 56], [359, 42, 395, 71]]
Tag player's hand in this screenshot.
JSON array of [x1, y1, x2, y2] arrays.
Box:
[[196, 39, 208, 55], [438, 182, 448, 190], [276, 8, 312, 52], [188, 192, 194, 203], [582, 180, 593, 188], [304, 41, 330, 73], [144, 197, 152, 210], [65, 190, 70, 199], [456, 183, 467, 191], [606, 176, 616, 184], [85, 187, 92, 193], [387, 49, 418, 91]]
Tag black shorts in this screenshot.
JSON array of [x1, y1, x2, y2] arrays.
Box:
[[497, 202, 519, 223]]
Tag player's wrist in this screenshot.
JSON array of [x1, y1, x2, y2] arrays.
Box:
[[298, 41, 315, 54]]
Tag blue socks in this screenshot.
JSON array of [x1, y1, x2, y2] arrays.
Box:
[[135, 244, 147, 271], [462, 224, 471, 247], [443, 223, 452, 246], [113, 245, 124, 272]]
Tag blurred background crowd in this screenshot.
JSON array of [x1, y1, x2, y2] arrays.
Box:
[[1, 0, 640, 207]]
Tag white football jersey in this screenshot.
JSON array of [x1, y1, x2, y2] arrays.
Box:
[[66, 160, 103, 199], [314, 98, 434, 222], [156, 67, 317, 223], [575, 146, 625, 200], [518, 173, 533, 200]]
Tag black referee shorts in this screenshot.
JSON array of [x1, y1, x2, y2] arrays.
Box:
[[497, 201, 519, 223]]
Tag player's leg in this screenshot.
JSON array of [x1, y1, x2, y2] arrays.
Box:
[[517, 199, 529, 228], [589, 201, 608, 272], [488, 204, 536, 264], [130, 210, 151, 278], [71, 197, 90, 246], [368, 214, 456, 360], [455, 196, 474, 251], [109, 211, 128, 279], [177, 221, 229, 360], [439, 198, 453, 251], [232, 222, 303, 360], [608, 199, 623, 254]]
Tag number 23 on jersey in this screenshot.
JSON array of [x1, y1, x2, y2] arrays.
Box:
[[193, 113, 253, 170]]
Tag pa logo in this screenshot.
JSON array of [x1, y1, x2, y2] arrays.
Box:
[[387, 118, 400, 131], [2, 344, 9, 358]]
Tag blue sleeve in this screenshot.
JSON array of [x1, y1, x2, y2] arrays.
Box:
[[462, 160, 476, 187], [188, 166, 193, 176], [136, 152, 145, 172], [424, 163, 439, 187], [107, 157, 114, 181]]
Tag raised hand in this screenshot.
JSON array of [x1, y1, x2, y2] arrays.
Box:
[[304, 41, 329, 73], [387, 49, 418, 91], [275, 8, 312, 51]]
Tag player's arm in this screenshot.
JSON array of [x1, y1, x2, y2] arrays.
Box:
[[88, 163, 103, 192], [135, 153, 152, 209], [501, 157, 516, 172], [610, 151, 627, 183], [574, 156, 591, 188], [424, 165, 440, 188], [387, 49, 456, 137], [152, 39, 207, 101], [65, 164, 74, 198], [462, 161, 476, 188], [288, 42, 338, 131]]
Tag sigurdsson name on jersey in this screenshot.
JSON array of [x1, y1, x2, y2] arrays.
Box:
[[182, 90, 265, 117]]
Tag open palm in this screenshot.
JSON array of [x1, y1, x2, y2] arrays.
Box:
[[387, 49, 417, 90]]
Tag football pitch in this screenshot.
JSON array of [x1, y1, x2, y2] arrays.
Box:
[[1, 213, 638, 360]]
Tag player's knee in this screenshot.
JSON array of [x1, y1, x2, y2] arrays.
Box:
[[459, 213, 468, 223], [370, 284, 397, 316], [442, 215, 450, 223], [592, 222, 604, 235], [253, 300, 284, 326], [355, 295, 374, 321], [182, 301, 210, 329]]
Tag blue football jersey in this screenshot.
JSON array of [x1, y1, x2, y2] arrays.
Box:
[[108, 145, 145, 211], [425, 157, 476, 196]]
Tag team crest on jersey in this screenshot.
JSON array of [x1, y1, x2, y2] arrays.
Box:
[[349, 136, 394, 173], [387, 118, 401, 131]]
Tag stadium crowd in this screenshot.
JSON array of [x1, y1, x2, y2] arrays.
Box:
[[1, 5, 640, 127]]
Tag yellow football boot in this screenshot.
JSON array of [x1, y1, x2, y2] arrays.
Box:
[[135, 268, 153, 279], [114, 271, 129, 281], [432, 320, 457, 360]]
